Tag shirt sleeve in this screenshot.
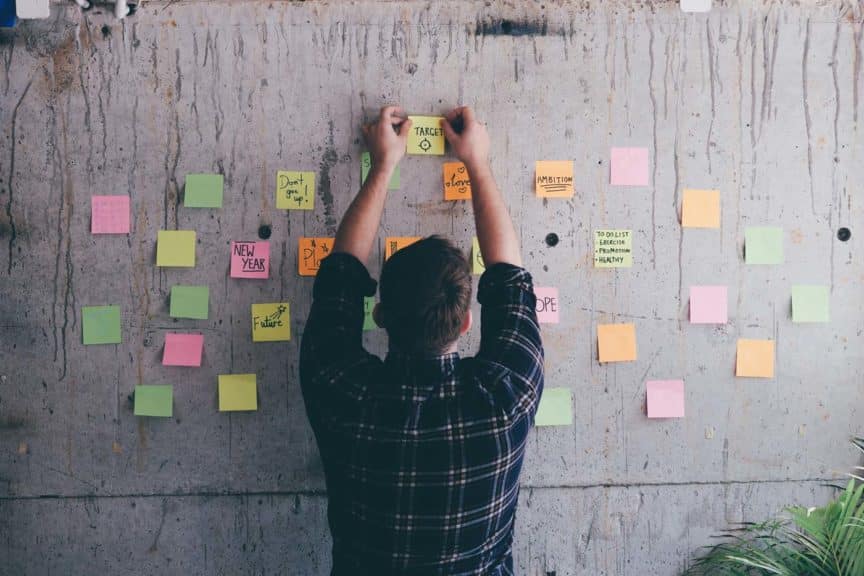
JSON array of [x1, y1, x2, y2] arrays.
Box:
[[299, 252, 378, 397], [475, 263, 544, 415]]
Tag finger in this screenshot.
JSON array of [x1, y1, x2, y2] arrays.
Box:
[[441, 117, 457, 143], [380, 105, 402, 122], [460, 106, 476, 125], [398, 118, 413, 140], [444, 107, 465, 122]]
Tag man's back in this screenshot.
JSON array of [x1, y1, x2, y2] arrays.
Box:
[[300, 255, 543, 575]]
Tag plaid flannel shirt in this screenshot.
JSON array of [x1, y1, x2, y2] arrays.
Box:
[[300, 252, 544, 576]]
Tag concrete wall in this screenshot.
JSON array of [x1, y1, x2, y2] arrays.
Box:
[[0, 1, 862, 574]]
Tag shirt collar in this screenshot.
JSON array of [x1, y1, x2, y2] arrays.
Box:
[[383, 350, 461, 401]]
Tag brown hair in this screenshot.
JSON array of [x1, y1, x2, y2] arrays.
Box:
[[378, 235, 472, 355]]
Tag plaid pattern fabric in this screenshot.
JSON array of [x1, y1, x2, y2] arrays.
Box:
[[300, 252, 544, 576]]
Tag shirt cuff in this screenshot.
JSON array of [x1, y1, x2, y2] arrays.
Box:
[[313, 252, 378, 299], [477, 263, 534, 305]]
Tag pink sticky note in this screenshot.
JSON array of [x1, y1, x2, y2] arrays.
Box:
[[91, 195, 130, 234], [162, 333, 204, 367], [689, 285, 728, 324], [230, 241, 270, 279], [610, 147, 650, 186], [646, 380, 685, 418], [534, 287, 560, 324]]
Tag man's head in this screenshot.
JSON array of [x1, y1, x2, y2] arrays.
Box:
[[375, 236, 472, 355]]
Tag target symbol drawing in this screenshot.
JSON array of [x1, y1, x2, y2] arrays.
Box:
[[419, 138, 432, 152]]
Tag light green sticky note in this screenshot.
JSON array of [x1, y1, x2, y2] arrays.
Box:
[[363, 297, 378, 331], [361, 152, 400, 190], [534, 387, 573, 426], [82, 305, 121, 345], [184, 174, 224, 208], [156, 230, 196, 267], [792, 285, 830, 323], [134, 385, 173, 417], [218, 374, 258, 411], [472, 237, 486, 275], [594, 230, 633, 268], [745, 227, 783, 264], [170, 285, 209, 320]]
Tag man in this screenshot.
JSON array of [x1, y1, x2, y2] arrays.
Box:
[[300, 105, 544, 575]]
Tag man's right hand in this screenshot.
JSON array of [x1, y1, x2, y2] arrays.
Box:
[[363, 106, 411, 172], [442, 106, 490, 170]]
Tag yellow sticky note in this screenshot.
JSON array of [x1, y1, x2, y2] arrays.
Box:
[[682, 189, 720, 228], [736, 339, 775, 378], [407, 116, 445, 155], [444, 162, 472, 200], [299, 237, 334, 277], [276, 171, 315, 210], [535, 161, 574, 198], [385, 237, 421, 260], [597, 323, 637, 363], [252, 303, 291, 342], [472, 237, 485, 275], [156, 230, 196, 267], [218, 374, 258, 411]]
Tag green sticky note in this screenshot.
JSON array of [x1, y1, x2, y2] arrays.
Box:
[[534, 387, 573, 426], [218, 374, 258, 411], [134, 385, 173, 417], [361, 152, 400, 190], [745, 227, 783, 264], [82, 305, 121, 345], [363, 297, 378, 331], [156, 230, 196, 267], [792, 285, 830, 323], [170, 285, 209, 320], [184, 174, 224, 208]]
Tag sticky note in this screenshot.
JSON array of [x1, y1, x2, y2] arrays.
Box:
[[218, 374, 258, 411], [82, 305, 121, 345], [597, 323, 637, 363], [156, 230, 196, 267], [252, 303, 291, 342], [745, 227, 783, 264], [407, 116, 445, 155], [594, 230, 633, 268], [682, 189, 720, 228], [535, 161, 574, 198], [681, 0, 712, 12], [184, 174, 223, 208], [361, 152, 400, 190], [646, 380, 685, 418], [91, 196, 130, 234], [16, 0, 49, 19], [385, 237, 421, 260], [792, 285, 830, 323], [534, 388, 573, 426], [689, 285, 728, 324], [443, 162, 472, 200], [534, 287, 560, 324], [169, 285, 209, 320], [363, 297, 378, 331], [610, 147, 650, 186], [736, 339, 775, 378], [472, 237, 486, 275], [276, 171, 315, 210], [230, 241, 270, 279], [134, 385, 173, 417], [298, 237, 334, 276], [162, 333, 204, 367]]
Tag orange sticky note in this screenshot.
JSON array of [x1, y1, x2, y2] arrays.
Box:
[[443, 162, 472, 200], [298, 237, 334, 277], [384, 237, 421, 260], [682, 189, 720, 228], [597, 323, 637, 363], [535, 161, 574, 198], [736, 339, 775, 378]]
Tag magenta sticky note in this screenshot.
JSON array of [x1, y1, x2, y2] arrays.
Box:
[[689, 285, 728, 324], [610, 147, 650, 186], [230, 241, 270, 279], [646, 380, 685, 418], [162, 333, 204, 367], [534, 287, 560, 324], [91, 195, 130, 234]]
